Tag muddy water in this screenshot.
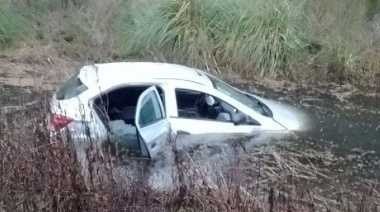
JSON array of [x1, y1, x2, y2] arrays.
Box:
[[1, 80, 380, 187], [232, 81, 380, 179]]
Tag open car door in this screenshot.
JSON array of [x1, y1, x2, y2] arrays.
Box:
[[135, 86, 170, 159]]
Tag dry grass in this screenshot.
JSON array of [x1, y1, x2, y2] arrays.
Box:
[[1, 92, 379, 211]]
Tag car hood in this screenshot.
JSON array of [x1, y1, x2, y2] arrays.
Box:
[[245, 93, 303, 131]]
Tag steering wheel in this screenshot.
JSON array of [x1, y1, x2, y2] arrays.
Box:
[[196, 93, 224, 119]]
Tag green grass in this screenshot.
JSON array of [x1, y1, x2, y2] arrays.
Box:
[[116, 0, 379, 83], [118, 0, 311, 77], [0, 1, 33, 48], [1, 0, 380, 85], [208, 0, 310, 77], [117, 0, 213, 68]]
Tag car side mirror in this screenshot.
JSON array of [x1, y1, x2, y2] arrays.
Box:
[[233, 112, 247, 125]]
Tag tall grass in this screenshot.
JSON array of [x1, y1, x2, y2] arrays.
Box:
[[211, 0, 310, 77], [304, 0, 371, 84], [1, 0, 380, 85], [116, 0, 380, 84], [119, 0, 310, 77], [117, 0, 214, 69]]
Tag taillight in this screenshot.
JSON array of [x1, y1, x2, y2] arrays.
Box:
[[50, 114, 74, 131]]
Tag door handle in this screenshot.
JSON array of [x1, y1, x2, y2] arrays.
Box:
[[151, 142, 157, 149], [177, 130, 190, 135]]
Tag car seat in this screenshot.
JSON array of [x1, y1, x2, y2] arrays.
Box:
[[216, 112, 232, 122], [121, 106, 137, 125]]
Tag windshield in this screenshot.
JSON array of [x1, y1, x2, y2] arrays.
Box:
[[206, 74, 267, 115]]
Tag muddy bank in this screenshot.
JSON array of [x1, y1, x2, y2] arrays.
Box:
[[0, 46, 78, 112], [0, 45, 81, 89]]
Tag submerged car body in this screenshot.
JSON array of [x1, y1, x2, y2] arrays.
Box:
[[49, 62, 304, 159]]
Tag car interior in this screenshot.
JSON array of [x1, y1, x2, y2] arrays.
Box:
[[91, 86, 256, 157], [94, 85, 164, 126], [175, 89, 244, 123], [92, 85, 165, 157]]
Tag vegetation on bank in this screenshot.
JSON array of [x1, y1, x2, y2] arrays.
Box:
[[1, 0, 380, 85]]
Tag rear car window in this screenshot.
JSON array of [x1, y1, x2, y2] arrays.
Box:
[[56, 73, 88, 100]]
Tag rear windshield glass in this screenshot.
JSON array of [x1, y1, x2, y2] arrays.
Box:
[[56, 73, 88, 100]]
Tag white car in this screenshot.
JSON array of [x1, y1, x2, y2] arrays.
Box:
[[49, 62, 303, 159]]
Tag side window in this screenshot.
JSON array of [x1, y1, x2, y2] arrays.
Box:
[[175, 88, 260, 125], [175, 89, 234, 122], [139, 91, 164, 127]]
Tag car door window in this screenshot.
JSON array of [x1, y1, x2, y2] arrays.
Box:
[[135, 86, 169, 159], [138, 90, 164, 128]]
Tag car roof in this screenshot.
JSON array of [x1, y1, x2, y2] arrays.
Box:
[[78, 62, 214, 88]]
